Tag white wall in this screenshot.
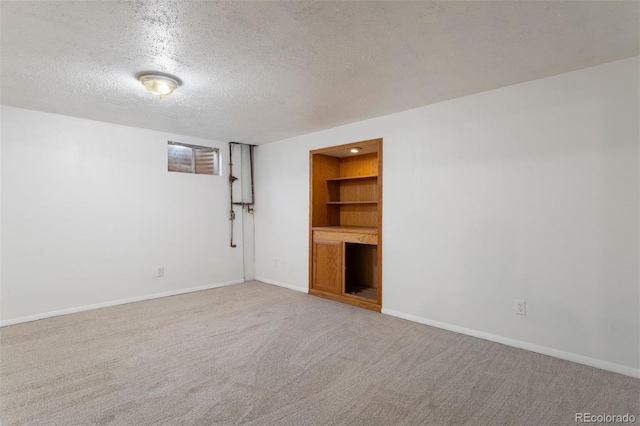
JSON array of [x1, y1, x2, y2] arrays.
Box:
[[255, 57, 640, 376], [1, 106, 245, 323]]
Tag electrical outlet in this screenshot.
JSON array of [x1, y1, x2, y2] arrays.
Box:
[[157, 267, 164, 278], [515, 299, 526, 315]]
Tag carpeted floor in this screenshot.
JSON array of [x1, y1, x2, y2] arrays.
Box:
[[1, 281, 638, 425]]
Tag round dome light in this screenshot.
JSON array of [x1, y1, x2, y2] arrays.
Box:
[[137, 73, 181, 99]]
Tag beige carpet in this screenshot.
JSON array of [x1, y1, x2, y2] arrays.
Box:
[[1, 281, 638, 425]]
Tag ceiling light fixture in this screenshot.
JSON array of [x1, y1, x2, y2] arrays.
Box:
[[137, 73, 181, 99], [350, 147, 362, 153]]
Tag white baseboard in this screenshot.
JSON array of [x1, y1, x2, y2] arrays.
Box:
[[256, 277, 308, 293], [381, 308, 639, 379], [0, 279, 245, 327]]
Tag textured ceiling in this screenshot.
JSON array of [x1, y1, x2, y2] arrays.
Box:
[[1, 1, 638, 144]]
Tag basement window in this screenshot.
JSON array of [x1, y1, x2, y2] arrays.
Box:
[[168, 141, 220, 176]]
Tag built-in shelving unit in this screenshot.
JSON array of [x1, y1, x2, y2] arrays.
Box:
[[309, 138, 382, 311]]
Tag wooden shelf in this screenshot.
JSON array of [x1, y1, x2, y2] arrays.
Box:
[[326, 201, 377, 205], [326, 174, 377, 182], [312, 226, 377, 234], [345, 288, 378, 302]]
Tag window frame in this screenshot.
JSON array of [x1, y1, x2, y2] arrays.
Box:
[[167, 141, 220, 176]]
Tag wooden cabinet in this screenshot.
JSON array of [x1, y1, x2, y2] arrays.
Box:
[[309, 138, 382, 311], [311, 238, 342, 294]]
